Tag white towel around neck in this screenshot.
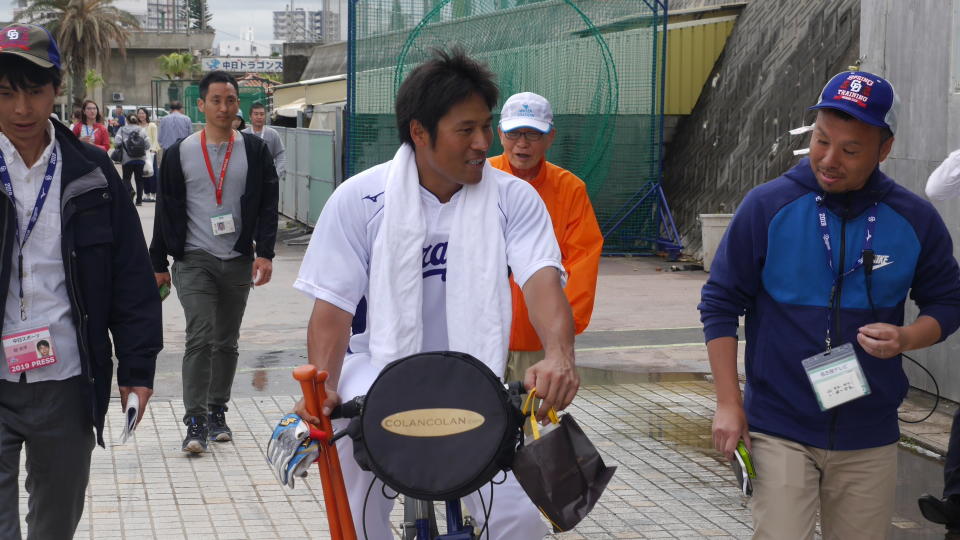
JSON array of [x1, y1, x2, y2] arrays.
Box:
[[367, 144, 512, 377]]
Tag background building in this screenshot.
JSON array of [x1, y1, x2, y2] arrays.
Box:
[[273, 4, 341, 43], [216, 27, 273, 56]]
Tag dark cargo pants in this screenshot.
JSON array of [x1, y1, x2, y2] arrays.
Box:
[[172, 250, 252, 421]]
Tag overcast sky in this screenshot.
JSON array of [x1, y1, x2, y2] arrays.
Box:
[[2, 0, 329, 48]]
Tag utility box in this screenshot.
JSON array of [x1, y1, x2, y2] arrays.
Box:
[[700, 214, 734, 272]]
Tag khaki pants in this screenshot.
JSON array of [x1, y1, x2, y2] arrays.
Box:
[[503, 349, 546, 383], [749, 431, 897, 540]]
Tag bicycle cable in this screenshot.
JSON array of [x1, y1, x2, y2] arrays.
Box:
[[362, 476, 375, 540], [476, 479, 495, 539], [864, 251, 940, 423]]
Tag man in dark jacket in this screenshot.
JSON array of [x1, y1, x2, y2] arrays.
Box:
[[150, 70, 278, 453], [0, 24, 162, 540], [700, 70, 960, 539]]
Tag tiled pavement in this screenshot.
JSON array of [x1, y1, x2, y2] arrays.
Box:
[[20, 380, 758, 539]]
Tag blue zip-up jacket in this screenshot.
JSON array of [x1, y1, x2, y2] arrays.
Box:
[[699, 158, 960, 450]]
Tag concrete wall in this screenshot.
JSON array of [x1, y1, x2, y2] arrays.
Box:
[[283, 42, 326, 83], [860, 0, 960, 399], [662, 0, 860, 253], [99, 31, 214, 108]]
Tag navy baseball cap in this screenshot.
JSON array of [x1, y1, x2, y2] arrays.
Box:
[[0, 23, 61, 71], [809, 71, 898, 134]]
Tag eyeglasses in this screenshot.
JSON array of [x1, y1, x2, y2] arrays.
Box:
[[504, 130, 546, 142]]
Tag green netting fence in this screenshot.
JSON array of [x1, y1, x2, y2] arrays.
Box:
[[151, 80, 268, 124], [347, 0, 676, 255]]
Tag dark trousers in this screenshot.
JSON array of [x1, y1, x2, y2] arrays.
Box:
[[945, 407, 960, 497], [172, 250, 253, 421], [122, 162, 145, 204], [144, 154, 158, 195], [0, 376, 95, 540]]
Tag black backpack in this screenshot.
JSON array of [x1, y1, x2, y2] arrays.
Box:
[[122, 129, 148, 158]]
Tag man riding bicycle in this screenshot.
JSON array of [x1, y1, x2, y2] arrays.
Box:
[[293, 48, 579, 539]]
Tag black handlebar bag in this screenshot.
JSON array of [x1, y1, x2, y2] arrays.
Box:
[[349, 351, 523, 500]]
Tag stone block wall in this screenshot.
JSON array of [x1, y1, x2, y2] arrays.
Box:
[[662, 0, 860, 255]]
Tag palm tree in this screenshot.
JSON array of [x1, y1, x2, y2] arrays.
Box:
[[18, 0, 140, 109], [157, 52, 201, 80], [157, 51, 200, 104]]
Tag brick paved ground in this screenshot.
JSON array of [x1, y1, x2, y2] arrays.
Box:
[[18, 381, 757, 540]]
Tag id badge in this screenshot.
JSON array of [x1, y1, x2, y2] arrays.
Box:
[[801, 343, 870, 411], [3, 325, 57, 374], [211, 213, 236, 236]]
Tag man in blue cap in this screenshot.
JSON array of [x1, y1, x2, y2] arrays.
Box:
[[700, 70, 960, 538], [0, 23, 161, 539]]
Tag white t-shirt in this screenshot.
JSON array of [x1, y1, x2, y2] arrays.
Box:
[[294, 159, 563, 357]]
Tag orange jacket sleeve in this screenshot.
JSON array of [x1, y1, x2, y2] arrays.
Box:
[[495, 156, 603, 351], [559, 180, 603, 335]]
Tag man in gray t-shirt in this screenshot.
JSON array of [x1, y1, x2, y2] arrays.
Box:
[[150, 71, 279, 454], [242, 102, 286, 179]]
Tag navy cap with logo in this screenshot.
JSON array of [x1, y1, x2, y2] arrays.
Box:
[[0, 23, 62, 71], [809, 71, 898, 135]]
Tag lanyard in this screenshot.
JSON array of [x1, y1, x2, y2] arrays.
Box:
[[0, 146, 58, 321], [200, 130, 234, 206], [816, 195, 878, 351]]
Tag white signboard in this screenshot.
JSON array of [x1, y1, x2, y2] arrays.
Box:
[[201, 57, 284, 73]]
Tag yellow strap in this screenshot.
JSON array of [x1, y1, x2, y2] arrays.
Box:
[[529, 413, 540, 439], [521, 389, 538, 416], [521, 388, 559, 441]]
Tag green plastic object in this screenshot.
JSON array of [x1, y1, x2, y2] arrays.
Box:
[[347, 0, 666, 254], [158, 283, 171, 302]]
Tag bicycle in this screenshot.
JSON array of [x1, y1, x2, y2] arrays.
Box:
[[293, 351, 531, 540]]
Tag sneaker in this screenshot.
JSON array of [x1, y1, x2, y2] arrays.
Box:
[[208, 405, 233, 442], [182, 416, 208, 453]]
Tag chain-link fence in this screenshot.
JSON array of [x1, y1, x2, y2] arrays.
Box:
[[347, 0, 671, 254]]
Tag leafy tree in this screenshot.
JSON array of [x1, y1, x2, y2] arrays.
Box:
[[157, 51, 200, 104], [19, 0, 140, 109], [181, 0, 213, 30], [83, 68, 104, 92], [157, 51, 200, 80]]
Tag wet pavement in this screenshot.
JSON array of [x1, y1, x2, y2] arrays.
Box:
[[13, 203, 960, 539]]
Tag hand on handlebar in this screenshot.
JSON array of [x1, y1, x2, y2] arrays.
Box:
[[523, 353, 580, 423]]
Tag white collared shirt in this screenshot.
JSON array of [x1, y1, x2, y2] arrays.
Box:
[[0, 121, 82, 382]]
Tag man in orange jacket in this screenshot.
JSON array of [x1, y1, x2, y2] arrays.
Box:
[[489, 92, 603, 381]]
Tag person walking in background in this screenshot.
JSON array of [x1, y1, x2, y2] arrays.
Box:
[[107, 104, 125, 137], [150, 70, 278, 453], [115, 113, 150, 206], [488, 92, 603, 381], [231, 110, 245, 132], [242, 102, 286, 180], [72, 99, 110, 153], [917, 148, 960, 535], [69, 109, 81, 131], [158, 101, 193, 161], [137, 107, 159, 202]]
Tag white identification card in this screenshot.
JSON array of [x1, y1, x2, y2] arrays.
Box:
[[211, 213, 236, 236], [801, 343, 871, 411]]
